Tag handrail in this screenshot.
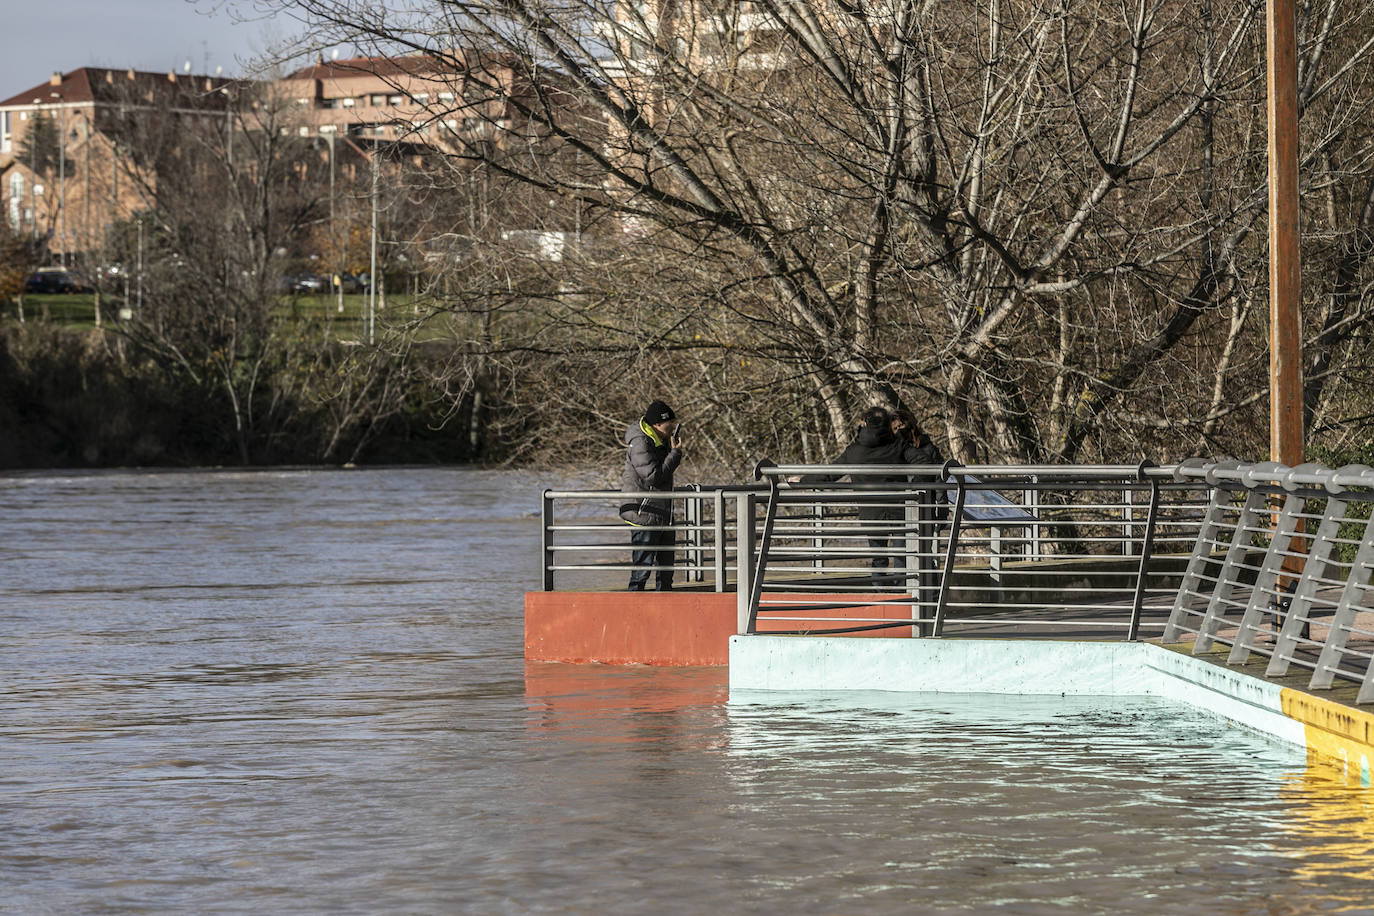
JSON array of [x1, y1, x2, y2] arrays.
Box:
[[1161, 460, 1374, 704], [758, 462, 1179, 480], [538, 459, 1374, 703]]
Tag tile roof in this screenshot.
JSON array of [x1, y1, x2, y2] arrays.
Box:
[[0, 68, 240, 109], [284, 55, 457, 82]]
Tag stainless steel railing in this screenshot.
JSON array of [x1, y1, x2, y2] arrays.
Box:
[[1161, 460, 1374, 703], [539, 459, 1374, 701], [748, 462, 1209, 641], [540, 484, 767, 630], [540, 463, 1211, 638]]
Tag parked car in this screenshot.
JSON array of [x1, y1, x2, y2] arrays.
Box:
[[24, 268, 91, 294], [337, 272, 366, 294], [281, 274, 329, 294]]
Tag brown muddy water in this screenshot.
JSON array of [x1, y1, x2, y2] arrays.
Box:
[[3, 467, 1373, 914]]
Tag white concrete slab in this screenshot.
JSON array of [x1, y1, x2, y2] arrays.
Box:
[[728, 636, 1307, 749]]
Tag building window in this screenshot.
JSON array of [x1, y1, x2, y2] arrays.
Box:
[[1, 111, 10, 153], [387, 94, 403, 106], [342, 97, 355, 108], [369, 94, 386, 106]]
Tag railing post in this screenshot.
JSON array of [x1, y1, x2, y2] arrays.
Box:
[[746, 480, 781, 635], [904, 497, 920, 633], [813, 502, 825, 572], [1163, 485, 1229, 643], [989, 526, 1003, 585], [686, 487, 702, 583], [1127, 477, 1161, 641], [1312, 498, 1374, 695], [917, 500, 939, 637], [1194, 487, 1269, 654], [932, 473, 969, 637], [1123, 485, 1136, 556], [736, 491, 755, 633], [541, 489, 555, 591], [713, 488, 726, 592], [1268, 491, 1343, 676], [1229, 487, 1305, 664]]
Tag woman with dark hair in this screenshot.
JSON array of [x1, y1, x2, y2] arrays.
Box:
[[891, 407, 948, 523], [890, 408, 937, 455]]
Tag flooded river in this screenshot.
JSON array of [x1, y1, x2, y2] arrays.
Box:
[[3, 467, 1373, 913]]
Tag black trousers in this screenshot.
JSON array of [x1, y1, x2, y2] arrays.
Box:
[[865, 512, 906, 578], [629, 524, 675, 590]]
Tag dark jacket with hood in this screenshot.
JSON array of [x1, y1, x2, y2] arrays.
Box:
[[807, 423, 944, 520], [620, 419, 683, 524]]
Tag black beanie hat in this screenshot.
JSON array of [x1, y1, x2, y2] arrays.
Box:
[[644, 400, 676, 425]]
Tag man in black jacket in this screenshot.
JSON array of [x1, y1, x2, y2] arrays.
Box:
[[809, 406, 943, 578], [619, 400, 684, 590]]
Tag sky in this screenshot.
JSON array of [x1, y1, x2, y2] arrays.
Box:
[[2, 0, 315, 98]]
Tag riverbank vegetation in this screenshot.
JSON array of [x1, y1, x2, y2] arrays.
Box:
[[6, 0, 1374, 475]]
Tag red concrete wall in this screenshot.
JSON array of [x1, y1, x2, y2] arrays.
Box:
[[525, 592, 738, 665], [525, 591, 916, 665]]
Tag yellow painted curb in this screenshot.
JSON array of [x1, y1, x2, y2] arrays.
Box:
[[1281, 688, 1374, 787]]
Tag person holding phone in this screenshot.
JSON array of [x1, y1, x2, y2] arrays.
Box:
[[619, 400, 685, 590]]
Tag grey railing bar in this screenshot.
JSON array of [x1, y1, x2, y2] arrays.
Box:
[[932, 471, 970, 638], [1128, 474, 1163, 641]]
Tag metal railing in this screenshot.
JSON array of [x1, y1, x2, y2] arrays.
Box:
[[540, 462, 1211, 638], [540, 484, 764, 630], [1161, 460, 1374, 703], [539, 459, 1374, 702], [747, 462, 1208, 641]]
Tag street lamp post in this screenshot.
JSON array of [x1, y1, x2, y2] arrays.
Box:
[[369, 142, 378, 346], [330, 132, 344, 314], [51, 91, 67, 267]]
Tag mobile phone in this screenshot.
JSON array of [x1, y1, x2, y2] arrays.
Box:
[[673, 422, 684, 437]]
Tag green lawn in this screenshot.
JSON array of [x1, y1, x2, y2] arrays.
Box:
[[1, 292, 444, 336]]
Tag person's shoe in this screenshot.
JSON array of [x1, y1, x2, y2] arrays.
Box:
[[628, 584, 646, 591], [655, 583, 674, 591]]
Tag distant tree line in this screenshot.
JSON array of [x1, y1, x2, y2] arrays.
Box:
[[7, 0, 1374, 475]]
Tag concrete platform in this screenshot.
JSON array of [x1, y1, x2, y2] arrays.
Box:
[[728, 634, 1374, 786]]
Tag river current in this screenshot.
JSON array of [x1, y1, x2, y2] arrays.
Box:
[[3, 466, 1373, 914]]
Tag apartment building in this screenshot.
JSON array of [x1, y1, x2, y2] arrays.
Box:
[[602, 0, 788, 81], [0, 53, 533, 263], [0, 67, 236, 260], [278, 52, 522, 149]]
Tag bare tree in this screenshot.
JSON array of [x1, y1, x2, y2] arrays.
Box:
[[249, 0, 1374, 468]]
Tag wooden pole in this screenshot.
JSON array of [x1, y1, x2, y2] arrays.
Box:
[[1268, 0, 1306, 607], [1268, 0, 1303, 466]]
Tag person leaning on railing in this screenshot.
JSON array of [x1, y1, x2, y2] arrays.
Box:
[[803, 406, 944, 578], [619, 400, 685, 591], [891, 408, 949, 521]]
